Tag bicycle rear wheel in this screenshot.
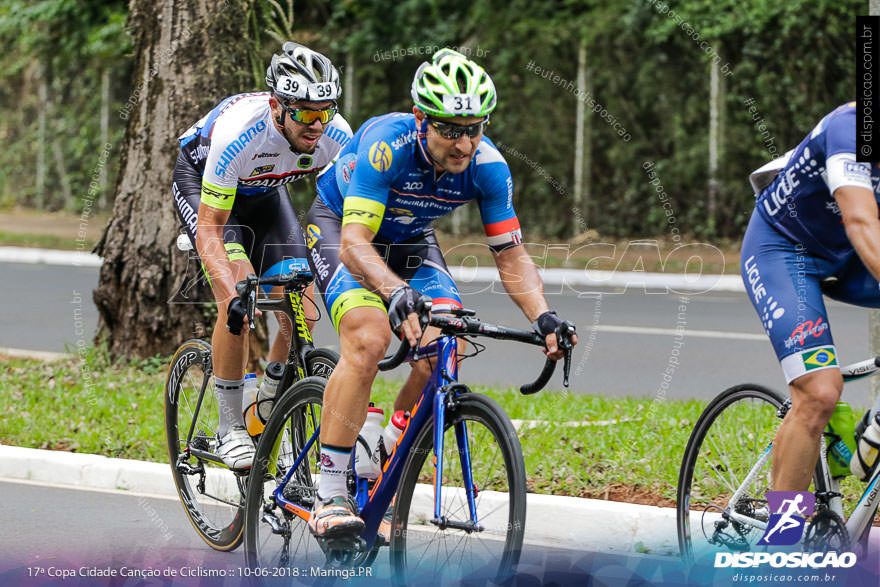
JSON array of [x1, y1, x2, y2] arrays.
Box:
[[244, 376, 327, 571], [390, 392, 526, 583], [165, 339, 245, 551], [677, 384, 800, 562]]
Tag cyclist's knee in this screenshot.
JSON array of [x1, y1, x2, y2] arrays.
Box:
[[339, 313, 391, 372], [789, 370, 842, 433]]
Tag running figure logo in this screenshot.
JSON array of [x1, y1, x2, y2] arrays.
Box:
[[758, 491, 815, 546]]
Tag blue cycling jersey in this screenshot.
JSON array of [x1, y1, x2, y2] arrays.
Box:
[[316, 113, 522, 251], [755, 102, 880, 266]]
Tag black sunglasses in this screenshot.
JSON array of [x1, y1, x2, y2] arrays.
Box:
[[427, 116, 489, 140]]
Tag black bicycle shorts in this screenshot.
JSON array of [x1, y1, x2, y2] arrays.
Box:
[[172, 151, 309, 293], [305, 197, 462, 330]]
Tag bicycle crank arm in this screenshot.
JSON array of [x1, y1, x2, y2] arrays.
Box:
[[431, 517, 484, 533]]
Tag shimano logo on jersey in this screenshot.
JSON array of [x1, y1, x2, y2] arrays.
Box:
[[762, 167, 801, 217], [324, 125, 350, 148], [714, 552, 856, 569], [391, 130, 418, 150], [188, 144, 209, 162], [214, 120, 267, 177]]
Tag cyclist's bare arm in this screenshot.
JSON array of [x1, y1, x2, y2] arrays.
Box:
[[493, 244, 577, 359], [339, 222, 422, 343], [196, 203, 240, 305], [835, 185, 880, 282]]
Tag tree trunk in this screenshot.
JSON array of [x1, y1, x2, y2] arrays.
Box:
[[93, 0, 252, 359], [572, 38, 587, 237], [707, 56, 721, 235]]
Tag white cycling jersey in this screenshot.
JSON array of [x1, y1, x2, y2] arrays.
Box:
[[178, 92, 352, 209]]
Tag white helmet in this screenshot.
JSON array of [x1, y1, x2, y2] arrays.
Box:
[[266, 42, 341, 102]]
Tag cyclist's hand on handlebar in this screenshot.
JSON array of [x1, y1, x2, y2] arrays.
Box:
[[388, 285, 431, 346], [226, 297, 248, 335], [533, 311, 578, 360]]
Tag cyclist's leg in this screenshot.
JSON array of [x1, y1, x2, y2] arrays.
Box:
[[304, 198, 387, 535], [239, 188, 313, 364], [391, 229, 465, 412], [174, 159, 258, 466], [741, 211, 841, 491]]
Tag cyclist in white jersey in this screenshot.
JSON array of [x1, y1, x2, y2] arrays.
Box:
[[173, 43, 352, 470]]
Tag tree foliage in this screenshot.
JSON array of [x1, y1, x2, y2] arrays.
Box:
[[0, 0, 860, 240]]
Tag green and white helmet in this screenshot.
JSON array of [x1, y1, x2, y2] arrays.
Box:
[[411, 48, 496, 117]]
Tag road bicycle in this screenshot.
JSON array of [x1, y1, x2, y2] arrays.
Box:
[[165, 268, 338, 552], [242, 304, 576, 582], [677, 356, 880, 562]]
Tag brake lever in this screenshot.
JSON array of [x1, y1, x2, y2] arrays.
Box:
[[559, 321, 576, 387], [245, 273, 258, 330]]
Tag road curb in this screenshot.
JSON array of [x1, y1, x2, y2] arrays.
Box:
[[0, 444, 679, 556], [0, 246, 744, 293]]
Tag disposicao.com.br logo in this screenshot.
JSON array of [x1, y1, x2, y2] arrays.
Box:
[[713, 491, 857, 569]]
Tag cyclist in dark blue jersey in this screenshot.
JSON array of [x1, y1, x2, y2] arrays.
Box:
[[302, 49, 577, 540], [741, 102, 880, 491]]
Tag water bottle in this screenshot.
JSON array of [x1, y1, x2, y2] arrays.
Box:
[[378, 410, 408, 465], [851, 410, 880, 481], [256, 361, 284, 423], [355, 405, 384, 479], [825, 402, 856, 478], [242, 373, 264, 436]]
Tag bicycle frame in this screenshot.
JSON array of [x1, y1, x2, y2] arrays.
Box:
[[720, 357, 880, 547], [178, 283, 315, 466], [272, 333, 476, 549]]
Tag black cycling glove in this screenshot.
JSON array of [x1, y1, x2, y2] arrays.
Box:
[[532, 311, 564, 337], [388, 285, 428, 333], [226, 297, 247, 335]]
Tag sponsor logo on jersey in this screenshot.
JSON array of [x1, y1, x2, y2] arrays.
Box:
[[310, 247, 330, 280], [391, 130, 418, 150], [324, 125, 351, 148], [249, 164, 275, 177], [387, 207, 413, 216], [343, 209, 380, 220], [369, 141, 393, 172], [297, 155, 314, 170], [214, 120, 268, 177], [241, 175, 308, 188], [189, 144, 209, 163], [305, 224, 322, 249], [338, 153, 357, 184], [844, 160, 871, 182], [761, 167, 801, 217], [784, 318, 828, 350], [803, 346, 837, 371], [252, 152, 279, 159]]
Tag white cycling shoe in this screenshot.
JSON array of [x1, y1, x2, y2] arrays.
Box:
[[217, 425, 256, 470]]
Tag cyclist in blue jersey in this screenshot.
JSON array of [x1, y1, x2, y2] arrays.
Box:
[[173, 43, 351, 470], [741, 102, 880, 491], [302, 49, 577, 540]]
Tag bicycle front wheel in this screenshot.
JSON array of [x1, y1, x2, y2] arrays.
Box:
[[244, 376, 327, 571], [165, 339, 245, 551], [390, 392, 526, 583]]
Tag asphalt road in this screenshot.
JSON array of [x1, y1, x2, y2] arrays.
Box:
[[6, 480, 871, 587], [2, 261, 878, 406]]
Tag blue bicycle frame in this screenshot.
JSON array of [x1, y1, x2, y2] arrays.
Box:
[[270, 333, 479, 549]]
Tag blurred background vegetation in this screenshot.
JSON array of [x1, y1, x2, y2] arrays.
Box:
[[0, 0, 860, 240]]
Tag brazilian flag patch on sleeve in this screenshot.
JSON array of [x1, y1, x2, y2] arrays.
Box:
[[802, 347, 837, 371]]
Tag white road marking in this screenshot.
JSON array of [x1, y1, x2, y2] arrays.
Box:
[[594, 324, 766, 341]]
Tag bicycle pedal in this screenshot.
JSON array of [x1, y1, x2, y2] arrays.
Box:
[[316, 534, 365, 555]]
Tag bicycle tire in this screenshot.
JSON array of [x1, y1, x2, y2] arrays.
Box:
[[244, 376, 327, 572], [165, 339, 246, 551], [676, 383, 831, 562], [306, 347, 338, 379], [390, 392, 526, 583]]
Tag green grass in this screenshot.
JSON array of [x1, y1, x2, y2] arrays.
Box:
[[0, 349, 704, 504], [0, 230, 91, 250]]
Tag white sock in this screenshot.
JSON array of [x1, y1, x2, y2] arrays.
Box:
[[215, 376, 244, 438], [317, 445, 352, 501]]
